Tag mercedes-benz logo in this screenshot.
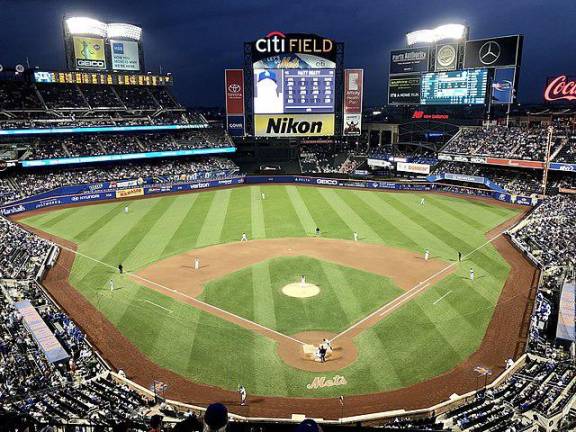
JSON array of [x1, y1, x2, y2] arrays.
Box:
[[479, 41, 501, 65], [228, 83, 241, 93]]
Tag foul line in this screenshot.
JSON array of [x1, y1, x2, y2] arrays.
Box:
[[433, 291, 452, 305], [141, 299, 173, 314], [54, 244, 306, 346], [331, 229, 507, 343]]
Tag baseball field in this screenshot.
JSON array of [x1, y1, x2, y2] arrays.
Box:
[[20, 185, 524, 401]]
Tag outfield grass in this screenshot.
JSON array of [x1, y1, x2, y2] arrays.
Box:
[[21, 186, 520, 397], [199, 256, 404, 335]]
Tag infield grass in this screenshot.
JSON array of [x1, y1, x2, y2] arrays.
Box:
[[21, 185, 520, 397]]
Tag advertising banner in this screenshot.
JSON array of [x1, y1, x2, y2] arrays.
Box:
[[544, 75, 576, 103], [110, 40, 140, 71], [444, 173, 485, 184], [550, 162, 576, 172], [367, 158, 393, 168], [254, 114, 334, 137], [434, 43, 458, 72], [115, 187, 144, 199], [388, 75, 421, 105], [486, 158, 544, 169], [225, 69, 245, 137], [491, 67, 515, 104], [251, 32, 337, 64], [390, 48, 430, 75], [397, 162, 431, 175], [343, 69, 363, 136], [73, 36, 106, 70], [464, 36, 521, 69]]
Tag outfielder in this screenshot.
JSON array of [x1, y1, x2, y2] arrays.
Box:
[[261, 192, 266, 200], [424, 249, 430, 261], [241, 232, 248, 242], [109, 279, 114, 292], [239, 385, 247, 406], [419, 198, 425, 206], [469, 268, 475, 281]]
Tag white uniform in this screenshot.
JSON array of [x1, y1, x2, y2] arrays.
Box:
[[424, 249, 430, 261], [469, 269, 475, 281], [353, 232, 358, 242], [241, 233, 248, 242], [109, 279, 114, 292], [301, 275, 306, 287], [239, 386, 247, 405], [124, 205, 129, 213], [261, 192, 266, 200], [420, 198, 425, 206], [194, 257, 200, 270]]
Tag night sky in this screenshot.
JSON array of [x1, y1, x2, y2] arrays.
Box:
[[1, 0, 574, 107]]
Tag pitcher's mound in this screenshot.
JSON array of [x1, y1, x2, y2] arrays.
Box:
[[282, 283, 320, 298]]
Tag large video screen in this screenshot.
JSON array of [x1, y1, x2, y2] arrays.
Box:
[[388, 75, 421, 105], [110, 40, 140, 71], [253, 68, 334, 114], [420, 69, 488, 105]]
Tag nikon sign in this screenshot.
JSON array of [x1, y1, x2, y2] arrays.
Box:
[[255, 114, 334, 137]]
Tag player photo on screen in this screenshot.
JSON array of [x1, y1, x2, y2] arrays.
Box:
[[253, 69, 284, 114]]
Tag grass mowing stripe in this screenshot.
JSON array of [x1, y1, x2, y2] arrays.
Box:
[[262, 186, 306, 239], [251, 261, 277, 329], [124, 196, 193, 270], [161, 194, 207, 257], [285, 186, 316, 234], [318, 188, 382, 242], [38, 207, 81, 229], [345, 190, 420, 250], [423, 195, 485, 230], [319, 261, 364, 322], [75, 204, 125, 242], [251, 186, 266, 239], [196, 189, 231, 247], [296, 187, 351, 238], [220, 187, 252, 242]]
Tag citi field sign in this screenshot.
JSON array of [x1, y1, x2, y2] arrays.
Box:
[[252, 32, 336, 62]]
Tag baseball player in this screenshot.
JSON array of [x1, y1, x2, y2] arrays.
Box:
[[241, 232, 248, 242], [261, 192, 266, 200], [315, 227, 320, 237], [322, 338, 333, 351], [118, 264, 123, 274], [469, 268, 475, 281], [109, 279, 114, 292], [458, 251, 462, 262], [424, 249, 430, 261], [319, 345, 327, 363], [194, 257, 200, 270], [300, 274, 306, 288], [239, 385, 247, 406], [124, 205, 129, 214], [419, 197, 425, 206], [353, 232, 358, 242]]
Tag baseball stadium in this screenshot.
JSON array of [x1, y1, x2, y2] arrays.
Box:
[[1, 6, 576, 432]]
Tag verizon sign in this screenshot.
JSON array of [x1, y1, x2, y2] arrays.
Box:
[[545, 75, 576, 102]]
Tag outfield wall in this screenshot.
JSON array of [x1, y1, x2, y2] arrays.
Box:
[[0, 175, 537, 216]]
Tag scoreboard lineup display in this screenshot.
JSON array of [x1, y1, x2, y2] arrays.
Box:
[[284, 69, 334, 113], [420, 69, 488, 105], [33, 71, 173, 87]]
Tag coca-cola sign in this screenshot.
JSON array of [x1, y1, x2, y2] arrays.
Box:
[[544, 75, 576, 102]]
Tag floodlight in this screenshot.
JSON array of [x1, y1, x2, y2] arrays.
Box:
[[65, 17, 108, 37], [107, 23, 142, 41], [406, 24, 466, 46]]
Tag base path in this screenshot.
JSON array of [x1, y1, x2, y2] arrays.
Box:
[[15, 195, 538, 420]]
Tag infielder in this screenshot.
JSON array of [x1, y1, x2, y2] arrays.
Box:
[[239, 385, 247, 406], [424, 249, 430, 261], [353, 232, 358, 242], [241, 232, 248, 242], [469, 268, 475, 281], [194, 257, 200, 270], [109, 279, 114, 292]]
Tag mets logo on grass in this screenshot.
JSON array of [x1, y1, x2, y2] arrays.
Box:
[[306, 375, 347, 390], [255, 114, 334, 137]]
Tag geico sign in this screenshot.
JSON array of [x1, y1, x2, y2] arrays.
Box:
[[316, 179, 338, 186], [77, 59, 106, 68], [267, 117, 322, 134], [255, 31, 333, 55]]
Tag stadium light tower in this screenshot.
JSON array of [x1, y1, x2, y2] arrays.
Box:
[[65, 16, 108, 37], [406, 24, 467, 46]]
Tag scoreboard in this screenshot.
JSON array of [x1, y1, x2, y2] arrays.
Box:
[[33, 71, 173, 86], [283, 69, 334, 113], [420, 69, 488, 105]]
